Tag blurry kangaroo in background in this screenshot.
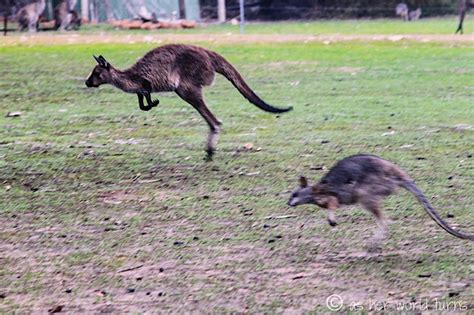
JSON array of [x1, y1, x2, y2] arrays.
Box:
[[395, 3, 409, 21], [54, 0, 81, 31], [16, 0, 46, 32], [288, 155, 474, 249], [85, 44, 292, 160], [408, 8, 422, 21], [456, 0, 474, 34]]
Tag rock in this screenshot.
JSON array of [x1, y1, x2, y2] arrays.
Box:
[[243, 143, 253, 150], [6, 111, 22, 117]]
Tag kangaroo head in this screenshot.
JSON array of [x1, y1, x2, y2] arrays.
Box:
[[287, 176, 317, 207], [85, 55, 112, 88]]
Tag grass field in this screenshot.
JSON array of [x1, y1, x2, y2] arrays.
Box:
[[1, 21, 473, 312], [79, 16, 473, 35]]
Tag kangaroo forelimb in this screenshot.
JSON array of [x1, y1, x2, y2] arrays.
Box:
[[145, 92, 160, 108], [137, 93, 159, 111]]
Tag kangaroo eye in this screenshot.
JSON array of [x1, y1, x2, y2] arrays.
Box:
[[292, 192, 298, 198]]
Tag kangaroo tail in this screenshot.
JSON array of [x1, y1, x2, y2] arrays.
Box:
[[207, 50, 292, 114], [401, 180, 474, 241]]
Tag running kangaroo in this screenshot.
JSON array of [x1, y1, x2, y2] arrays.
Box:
[[85, 44, 292, 160], [288, 154, 474, 248]]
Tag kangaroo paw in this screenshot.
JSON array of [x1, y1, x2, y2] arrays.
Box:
[[205, 149, 214, 162], [139, 105, 153, 111], [152, 99, 160, 107]]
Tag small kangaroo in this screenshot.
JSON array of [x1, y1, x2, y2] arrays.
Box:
[[288, 154, 474, 247], [16, 0, 46, 32], [408, 8, 422, 21], [85, 44, 292, 160]]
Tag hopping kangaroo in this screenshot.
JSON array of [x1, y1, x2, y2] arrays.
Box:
[[288, 154, 474, 246], [16, 0, 46, 32], [85, 44, 292, 160]]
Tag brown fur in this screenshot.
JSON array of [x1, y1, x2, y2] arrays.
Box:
[[288, 154, 474, 246], [85, 44, 292, 160], [54, 0, 80, 31], [456, 0, 474, 34], [16, 0, 46, 32]]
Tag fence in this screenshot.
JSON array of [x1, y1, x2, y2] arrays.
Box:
[[200, 0, 461, 20]]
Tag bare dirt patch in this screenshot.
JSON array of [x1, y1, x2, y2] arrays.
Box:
[[2, 33, 474, 46]]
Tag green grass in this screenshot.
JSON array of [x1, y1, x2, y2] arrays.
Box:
[[5, 16, 473, 35], [0, 34, 473, 312], [75, 16, 474, 35]]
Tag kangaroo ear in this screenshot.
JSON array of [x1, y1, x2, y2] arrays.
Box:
[[93, 55, 100, 64], [97, 55, 110, 69], [299, 176, 308, 188]]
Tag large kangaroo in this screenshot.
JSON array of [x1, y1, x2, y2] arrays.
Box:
[[288, 154, 474, 249], [85, 44, 292, 160], [456, 0, 474, 34], [395, 3, 409, 21], [54, 0, 81, 31], [16, 0, 46, 32]]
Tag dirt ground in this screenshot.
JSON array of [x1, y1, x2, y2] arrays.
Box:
[[1, 33, 474, 46], [1, 31, 473, 313]]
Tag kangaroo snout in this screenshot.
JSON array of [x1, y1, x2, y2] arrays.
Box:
[[85, 80, 97, 88]]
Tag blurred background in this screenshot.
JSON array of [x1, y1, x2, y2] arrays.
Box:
[[0, 0, 466, 25]]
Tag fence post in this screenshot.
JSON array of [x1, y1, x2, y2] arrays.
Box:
[[218, 0, 226, 23], [178, 0, 186, 19], [239, 0, 244, 33], [81, 0, 89, 22]]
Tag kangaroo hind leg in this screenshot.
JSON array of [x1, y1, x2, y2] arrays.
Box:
[[361, 197, 389, 253], [175, 86, 222, 161]]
